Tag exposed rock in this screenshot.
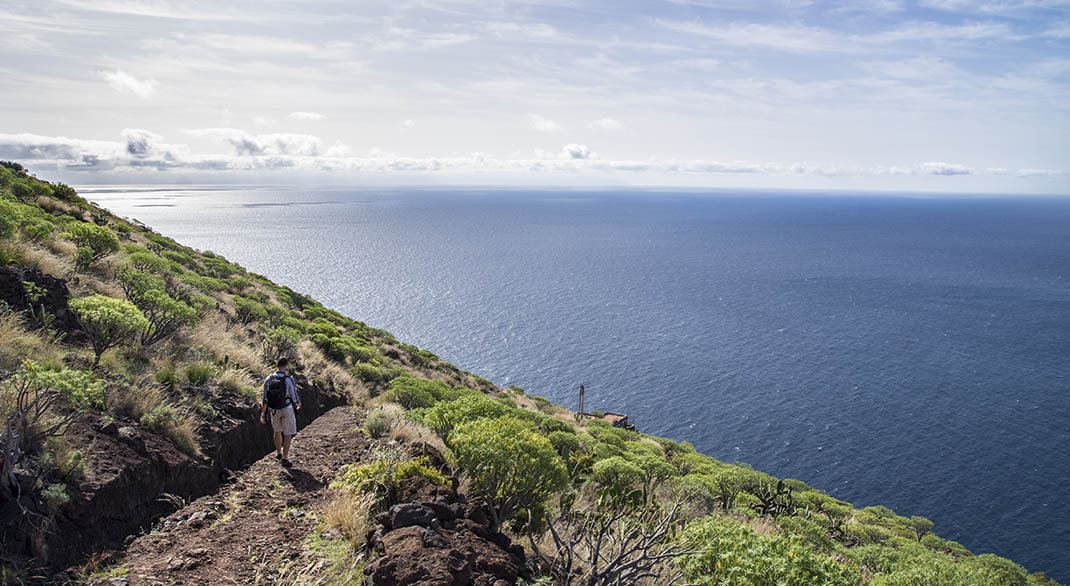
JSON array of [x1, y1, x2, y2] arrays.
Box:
[[0, 265, 79, 333], [391, 503, 436, 529], [365, 478, 526, 586]]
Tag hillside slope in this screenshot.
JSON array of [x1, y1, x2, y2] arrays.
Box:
[[0, 162, 1060, 585]]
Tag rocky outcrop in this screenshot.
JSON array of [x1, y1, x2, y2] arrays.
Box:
[[0, 265, 80, 333], [364, 477, 529, 586]]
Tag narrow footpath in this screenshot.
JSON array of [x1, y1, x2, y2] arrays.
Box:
[[91, 407, 368, 585]]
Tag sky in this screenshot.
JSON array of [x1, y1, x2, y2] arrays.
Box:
[[0, 0, 1068, 193]]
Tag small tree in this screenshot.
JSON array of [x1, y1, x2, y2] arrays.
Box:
[[533, 500, 696, 586], [1, 362, 100, 503], [116, 267, 165, 301], [69, 294, 148, 366], [590, 456, 645, 503], [232, 296, 268, 326], [64, 223, 119, 265], [136, 289, 198, 346], [450, 417, 567, 534]]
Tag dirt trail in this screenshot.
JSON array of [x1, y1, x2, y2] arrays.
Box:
[[94, 407, 368, 585]]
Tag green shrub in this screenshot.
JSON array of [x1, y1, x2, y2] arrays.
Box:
[[64, 223, 119, 264], [127, 251, 171, 274], [9, 360, 106, 412], [22, 218, 54, 242], [548, 431, 581, 460], [450, 416, 567, 533], [184, 362, 215, 386], [156, 362, 178, 390], [10, 181, 34, 201], [0, 200, 22, 240], [364, 408, 393, 439], [538, 416, 573, 435], [69, 294, 149, 366], [352, 363, 385, 384], [233, 296, 268, 326], [590, 456, 645, 498], [388, 376, 450, 410], [137, 289, 198, 346], [41, 483, 70, 511], [423, 392, 508, 438], [266, 326, 302, 359], [117, 267, 165, 301], [31, 365, 106, 411], [679, 515, 864, 586], [331, 456, 445, 506], [50, 182, 82, 204]]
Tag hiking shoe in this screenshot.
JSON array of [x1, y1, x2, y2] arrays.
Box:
[[281, 459, 292, 467], [275, 453, 283, 460]]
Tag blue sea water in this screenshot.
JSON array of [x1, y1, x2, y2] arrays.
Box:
[[85, 186, 1070, 581]]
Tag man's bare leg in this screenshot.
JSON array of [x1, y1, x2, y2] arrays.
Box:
[[283, 434, 294, 460], [274, 431, 284, 458]]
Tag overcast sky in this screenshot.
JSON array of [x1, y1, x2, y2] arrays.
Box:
[[1, 0, 1068, 192]]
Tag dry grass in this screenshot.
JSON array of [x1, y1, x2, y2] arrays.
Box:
[[191, 314, 264, 372], [746, 515, 779, 536], [38, 196, 89, 220], [78, 275, 124, 299], [17, 243, 73, 279], [0, 310, 65, 371], [217, 362, 259, 402], [388, 415, 446, 456], [322, 490, 376, 545], [46, 237, 77, 258], [297, 339, 365, 404], [109, 375, 167, 421]]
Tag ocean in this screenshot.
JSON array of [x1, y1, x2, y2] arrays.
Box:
[[83, 186, 1070, 581]]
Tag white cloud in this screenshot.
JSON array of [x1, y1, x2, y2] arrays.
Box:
[[1039, 21, 1070, 37], [918, 0, 1070, 14], [402, 119, 416, 128], [562, 144, 592, 159], [183, 128, 323, 156], [253, 116, 276, 128], [100, 70, 158, 98], [4, 130, 1061, 183], [656, 21, 841, 52], [863, 21, 1020, 43], [920, 161, 972, 175], [588, 118, 623, 131], [288, 111, 326, 121], [529, 114, 561, 133]]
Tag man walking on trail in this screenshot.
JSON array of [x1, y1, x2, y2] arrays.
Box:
[[261, 357, 301, 465]]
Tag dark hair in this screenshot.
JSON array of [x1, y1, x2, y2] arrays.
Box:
[[277, 356, 289, 369]]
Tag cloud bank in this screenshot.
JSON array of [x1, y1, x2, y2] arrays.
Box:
[[1, 130, 1062, 181]]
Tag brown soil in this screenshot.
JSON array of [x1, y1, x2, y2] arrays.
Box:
[[93, 407, 369, 585]]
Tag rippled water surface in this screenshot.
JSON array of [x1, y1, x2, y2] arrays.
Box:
[[86, 186, 1070, 580]]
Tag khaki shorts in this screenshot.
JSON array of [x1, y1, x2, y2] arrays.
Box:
[[269, 405, 297, 436]]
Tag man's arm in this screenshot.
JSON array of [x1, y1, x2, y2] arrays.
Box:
[[259, 378, 269, 423], [288, 377, 301, 411]]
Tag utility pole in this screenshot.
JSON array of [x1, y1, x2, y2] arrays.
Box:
[[579, 384, 585, 415]]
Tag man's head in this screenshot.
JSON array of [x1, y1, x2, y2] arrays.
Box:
[[277, 356, 289, 371]]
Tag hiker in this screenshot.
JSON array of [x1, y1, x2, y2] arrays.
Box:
[[260, 357, 302, 464]]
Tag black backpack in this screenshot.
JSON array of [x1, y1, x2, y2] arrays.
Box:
[[265, 374, 290, 409]]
